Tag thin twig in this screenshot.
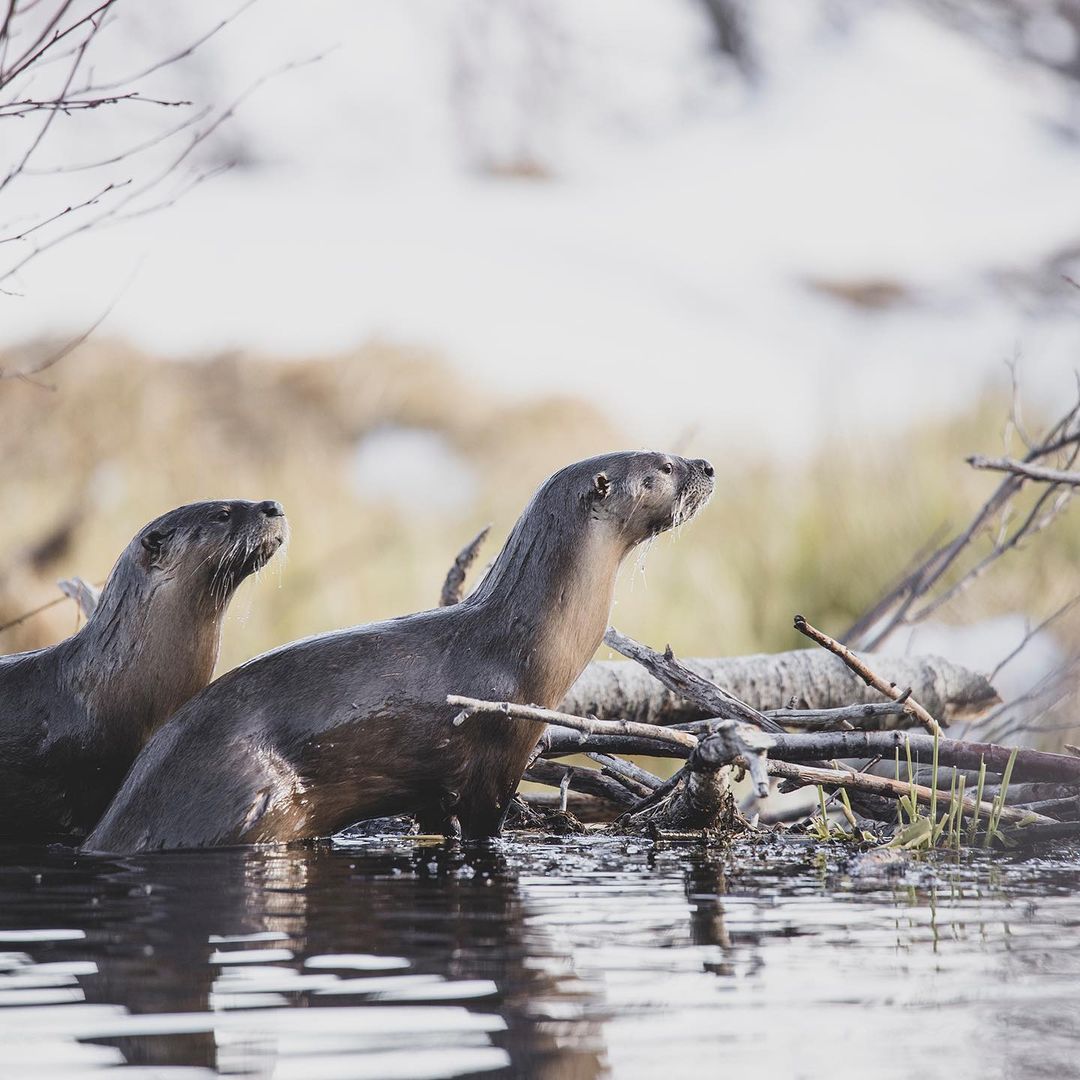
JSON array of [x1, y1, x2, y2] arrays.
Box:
[[448, 694, 699, 752], [794, 615, 943, 735], [602, 627, 783, 733], [765, 760, 1051, 826], [967, 455, 1080, 486]]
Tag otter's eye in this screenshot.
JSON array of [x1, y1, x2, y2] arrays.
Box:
[[661, 462, 674, 475], [215, 507, 231, 522]]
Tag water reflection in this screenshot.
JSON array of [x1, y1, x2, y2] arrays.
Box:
[[0, 837, 1078, 1078]]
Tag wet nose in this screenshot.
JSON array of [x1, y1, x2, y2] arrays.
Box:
[[258, 500, 285, 518], [695, 459, 714, 478]]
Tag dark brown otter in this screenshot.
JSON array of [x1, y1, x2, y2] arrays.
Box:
[[85, 452, 713, 853], [0, 499, 288, 842]]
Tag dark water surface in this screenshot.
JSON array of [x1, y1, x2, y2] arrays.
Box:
[[1, 834, 1079, 1079]]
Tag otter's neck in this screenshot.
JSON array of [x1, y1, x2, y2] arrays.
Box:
[[62, 572, 225, 750], [466, 502, 628, 707]]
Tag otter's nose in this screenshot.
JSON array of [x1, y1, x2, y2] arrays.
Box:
[[258, 500, 285, 518], [694, 459, 714, 478]]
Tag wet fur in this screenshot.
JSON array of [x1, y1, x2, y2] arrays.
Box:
[[0, 500, 287, 841], [86, 453, 713, 852]]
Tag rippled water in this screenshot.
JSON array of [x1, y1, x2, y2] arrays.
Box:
[[1, 835, 1079, 1079]]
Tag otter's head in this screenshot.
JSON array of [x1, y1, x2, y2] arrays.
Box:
[[130, 499, 289, 609], [578, 451, 714, 551]]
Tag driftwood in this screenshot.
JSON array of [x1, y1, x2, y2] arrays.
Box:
[[498, 682, 1080, 838], [562, 649, 999, 728], [766, 731, 1080, 785], [456, 693, 774, 832]]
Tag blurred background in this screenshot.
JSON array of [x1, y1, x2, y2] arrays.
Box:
[[2, 0, 1080, 733]]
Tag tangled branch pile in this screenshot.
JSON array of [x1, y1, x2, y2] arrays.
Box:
[[445, 382, 1080, 852]]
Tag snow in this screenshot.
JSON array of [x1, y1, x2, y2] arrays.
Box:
[[3, 0, 1080, 453]]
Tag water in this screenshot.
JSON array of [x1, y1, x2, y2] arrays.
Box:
[[1, 834, 1079, 1079]]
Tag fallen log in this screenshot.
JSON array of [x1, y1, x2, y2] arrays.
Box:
[[563, 649, 999, 728], [766, 731, 1080, 784]]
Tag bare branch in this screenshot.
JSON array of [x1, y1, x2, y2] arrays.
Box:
[[794, 614, 943, 735], [766, 759, 1051, 826], [440, 525, 490, 606], [448, 693, 700, 753], [967, 454, 1080, 486], [846, 386, 1080, 649]]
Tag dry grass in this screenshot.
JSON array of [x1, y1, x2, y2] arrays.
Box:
[[1, 340, 1078, 696]]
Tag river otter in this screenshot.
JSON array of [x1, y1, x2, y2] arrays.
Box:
[[86, 452, 713, 852], [0, 499, 288, 842]]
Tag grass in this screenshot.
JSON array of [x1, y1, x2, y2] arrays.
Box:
[[1, 339, 1078, 749], [807, 732, 1029, 851], [886, 732, 1022, 851]]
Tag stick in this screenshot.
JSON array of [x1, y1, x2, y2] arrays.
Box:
[[544, 731, 688, 758], [967, 455, 1080, 487], [765, 760, 1052, 826], [439, 525, 490, 606], [623, 764, 689, 817], [602, 628, 783, 733], [793, 615, 943, 735], [448, 694, 699, 752], [768, 730, 1080, 784], [1011, 796, 1080, 820], [523, 759, 637, 808], [586, 753, 662, 793], [707, 701, 905, 732]]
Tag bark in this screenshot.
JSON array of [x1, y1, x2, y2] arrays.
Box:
[[623, 749, 738, 833], [767, 731, 1080, 785], [563, 650, 999, 727]]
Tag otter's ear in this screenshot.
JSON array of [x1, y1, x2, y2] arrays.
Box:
[[592, 472, 610, 499], [141, 529, 169, 562]]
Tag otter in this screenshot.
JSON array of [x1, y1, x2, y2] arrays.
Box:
[[85, 452, 713, 853], [0, 499, 288, 842]]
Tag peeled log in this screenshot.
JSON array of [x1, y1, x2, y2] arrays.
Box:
[[562, 650, 999, 728]]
